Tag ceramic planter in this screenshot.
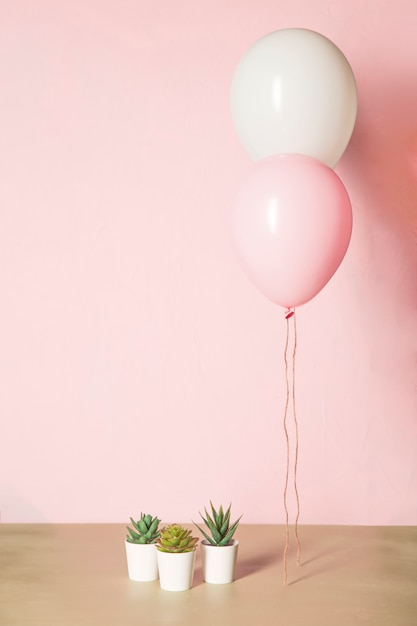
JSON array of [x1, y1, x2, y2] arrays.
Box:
[[156, 549, 196, 591], [201, 539, 239, 584], [125, 541, 159, 582]]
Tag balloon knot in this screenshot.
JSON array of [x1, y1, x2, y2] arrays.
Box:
[[285, 307, 294, 319]]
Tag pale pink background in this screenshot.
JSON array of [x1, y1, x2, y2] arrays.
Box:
[[0, 0, 416, 525]]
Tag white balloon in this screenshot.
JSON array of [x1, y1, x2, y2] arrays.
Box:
[[230, 28, 358, 168]]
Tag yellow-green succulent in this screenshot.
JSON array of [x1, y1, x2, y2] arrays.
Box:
[[156, 524, 199, 553]]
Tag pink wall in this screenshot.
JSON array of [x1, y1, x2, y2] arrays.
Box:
[[0, 0, 416, 525]]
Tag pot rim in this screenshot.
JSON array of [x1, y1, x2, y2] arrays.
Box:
[[156, 548, 197, 554], [201, 539, 239, 548], [125, 539, 158, 546]]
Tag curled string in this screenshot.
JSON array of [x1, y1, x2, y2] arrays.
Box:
[[282, 308, 301, 586], [282, 313, 291, 586], [292, 311, 301, 566]]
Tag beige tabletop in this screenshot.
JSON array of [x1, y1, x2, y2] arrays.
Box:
[[1, 524, 416, 625]]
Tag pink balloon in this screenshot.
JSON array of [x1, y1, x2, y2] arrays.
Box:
[[231, 154, 352, 308]]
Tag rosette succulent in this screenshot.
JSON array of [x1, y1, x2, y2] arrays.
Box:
[[156, 524, 199, 553], [195, 502, 242, 546], [126, 513, 161, 544]]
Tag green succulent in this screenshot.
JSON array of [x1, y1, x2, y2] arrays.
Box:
[[126, 513, 161, 544], [195, 502, 242, 546], [156, 524, 199, 553]]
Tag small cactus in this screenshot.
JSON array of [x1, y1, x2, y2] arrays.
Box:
[[126, 513, 161, 544], [195, 502, 242, 546], [156, 524, 199, 553]]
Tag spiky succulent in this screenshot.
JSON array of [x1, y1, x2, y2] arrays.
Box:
[[156, 524, 199, 553], [126, 513, 161, 544], [195, 502, 242, 546]]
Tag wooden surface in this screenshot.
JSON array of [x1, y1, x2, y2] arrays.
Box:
[[1, 524, 416, 625]]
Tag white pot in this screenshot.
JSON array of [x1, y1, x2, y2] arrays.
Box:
[[125, 541, 159, 582], [156, 549, 196, 591], [201, 539, 239, 584]]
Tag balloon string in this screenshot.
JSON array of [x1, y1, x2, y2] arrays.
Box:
[[282, 309, 301, 585], [283, 314, 291, 586], [292, 311, 301, 566]]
